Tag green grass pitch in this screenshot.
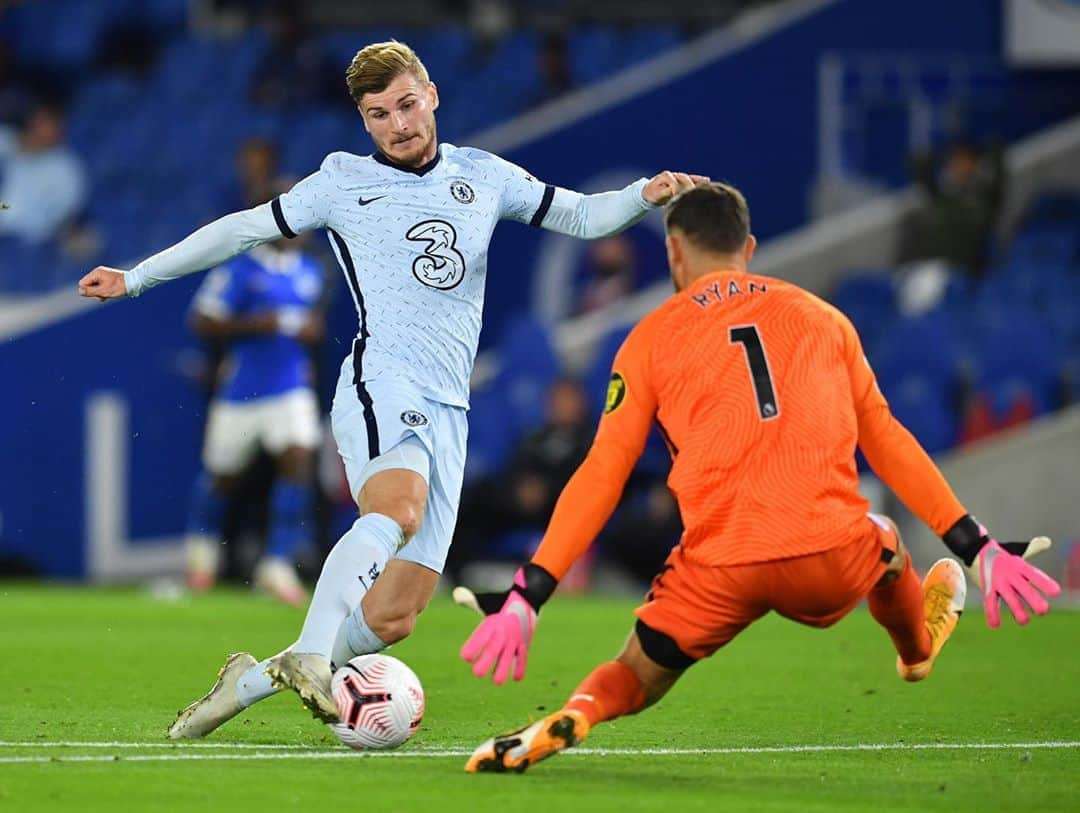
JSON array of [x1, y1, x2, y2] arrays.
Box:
[[1, 584, 1077, 812]]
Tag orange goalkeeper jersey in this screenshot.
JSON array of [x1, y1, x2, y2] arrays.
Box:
[[532, 269, 967, 578]]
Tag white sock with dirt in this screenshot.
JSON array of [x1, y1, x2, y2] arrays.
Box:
[[292, 513, 402, 659]]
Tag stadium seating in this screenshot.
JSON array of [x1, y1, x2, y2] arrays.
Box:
[[0, 1, 691, 295], [3, 1, 1076, 467], [829, 270, 897, 349]]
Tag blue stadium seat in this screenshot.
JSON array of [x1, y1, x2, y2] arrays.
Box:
[[414, 27, 472, 83], [970, 313, 1064, 416], [493, 314, 560, 436], [321, 28, 411, 71], [1001, 226, 1078, 276], [569, 27, 621, 84], [136, 0, 190, 30], [1043, 274, 1080, 352], [280, 109, 359, 175], [8, 0, 110, 68], [1021, 190, 1080, 230], [885, 378, 959, 454], [621, 26, 684, 68], [151, 36, 234, 102], [829, 271, 897, 349], [464, 386, 516, 484], [870, 312, 964, 452]]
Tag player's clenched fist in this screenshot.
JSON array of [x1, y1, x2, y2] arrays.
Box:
[[643, 171, 710, 206], [78, 266, 128, 301]]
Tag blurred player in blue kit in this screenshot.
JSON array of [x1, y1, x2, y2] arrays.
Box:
[[78, 40, 708, 737], [183, 230, 325, 607]]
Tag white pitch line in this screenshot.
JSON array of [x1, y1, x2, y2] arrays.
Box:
[[0, 741, 343, 750], [0, 741, 1077, 765]]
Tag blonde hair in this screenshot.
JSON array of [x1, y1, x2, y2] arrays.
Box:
[[346, 41, 429, 103]]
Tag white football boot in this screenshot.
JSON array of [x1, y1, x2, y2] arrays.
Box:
[[265, 651, 339, 723], [168, 652, 256, 739], [253, 557, 309, 607]]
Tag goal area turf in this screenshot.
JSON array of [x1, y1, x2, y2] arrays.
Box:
[[1, 584, 1076, 812]]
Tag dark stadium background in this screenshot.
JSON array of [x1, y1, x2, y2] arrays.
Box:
[[0, 0, 1077, 599]]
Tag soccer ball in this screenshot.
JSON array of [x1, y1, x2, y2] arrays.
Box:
[[328, 654, 425, 750]]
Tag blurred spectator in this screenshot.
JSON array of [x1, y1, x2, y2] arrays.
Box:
[[96, 22, 160, 76], [219, 136, 281, 211], [250, 2, 338, 108], [0, 102, 88, 244], [0, 42, 30, 125], [533, 29, 574, 106], [599, 480, 682, 584], [578, 234, 637, 314], [447, 377, 592, 577], [907, 139, 1005, 278], [466, 0, 515, 62]]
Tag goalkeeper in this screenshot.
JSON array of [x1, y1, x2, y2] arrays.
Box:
[[457, 183, 1060, 774]]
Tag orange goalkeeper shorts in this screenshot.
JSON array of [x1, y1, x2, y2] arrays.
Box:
[[634, 513, 899, 664]]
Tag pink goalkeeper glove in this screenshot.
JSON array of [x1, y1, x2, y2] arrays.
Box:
[[971, 537, 1060, 628], [943, 516, 1060, 629], [456, 563, 557, 685]]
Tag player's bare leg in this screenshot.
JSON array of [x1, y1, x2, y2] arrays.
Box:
[[466, 628, 683, 773], [268, 468, 424, 722], [168, 652, 257, 739]]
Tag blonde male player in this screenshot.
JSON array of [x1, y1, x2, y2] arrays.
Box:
[[79, 40, 709, 736], [458, 183, 1059, 773]]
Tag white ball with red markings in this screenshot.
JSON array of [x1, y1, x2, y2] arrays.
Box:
[[329, 654, 425, 750]]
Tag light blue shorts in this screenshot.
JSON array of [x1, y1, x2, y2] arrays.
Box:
[[331, 372, 467, 574]]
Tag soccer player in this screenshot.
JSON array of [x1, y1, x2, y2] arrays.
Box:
[[77, 41, 707, 736], [459, 183, 1061, 773], [183, 234, 325, 606]]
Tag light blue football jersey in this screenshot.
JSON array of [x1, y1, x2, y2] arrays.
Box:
[[191, 246, 323, 402], [272, 143, 553, 408]]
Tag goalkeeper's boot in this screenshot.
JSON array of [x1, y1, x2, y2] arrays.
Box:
[[167, 652, 256, 739], [266, 651, 339, 723], [897, 558, 966, 682], [465, 709, 590, 773]]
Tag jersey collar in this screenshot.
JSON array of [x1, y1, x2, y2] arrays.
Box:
[[372, 145, 442, 176]]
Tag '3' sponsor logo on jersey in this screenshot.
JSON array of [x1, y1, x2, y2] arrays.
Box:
[[405, 220, 466, 290]]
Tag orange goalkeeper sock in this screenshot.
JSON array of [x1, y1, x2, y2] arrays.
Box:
[[868, 556, 932, 664], [564, 661, 646, 727]]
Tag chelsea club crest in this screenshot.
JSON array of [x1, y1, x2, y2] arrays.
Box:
[[450, 181, 475, 204], [401, 410, 429, 427]]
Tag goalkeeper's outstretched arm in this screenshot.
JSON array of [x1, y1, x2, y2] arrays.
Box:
[[839, 311, 1060, 627], [459, 321, 659, 683]]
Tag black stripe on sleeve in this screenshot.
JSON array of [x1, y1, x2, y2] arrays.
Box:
[[529, 184, 556, 228], [271, 197, 297, 239]]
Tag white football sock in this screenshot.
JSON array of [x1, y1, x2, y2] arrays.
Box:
[[293, 513, 402, 659], [236, 656, 277, 708], [331, 602, 389, 667]]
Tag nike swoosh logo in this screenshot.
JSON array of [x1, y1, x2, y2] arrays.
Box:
[[358, 195, 387, 206]]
